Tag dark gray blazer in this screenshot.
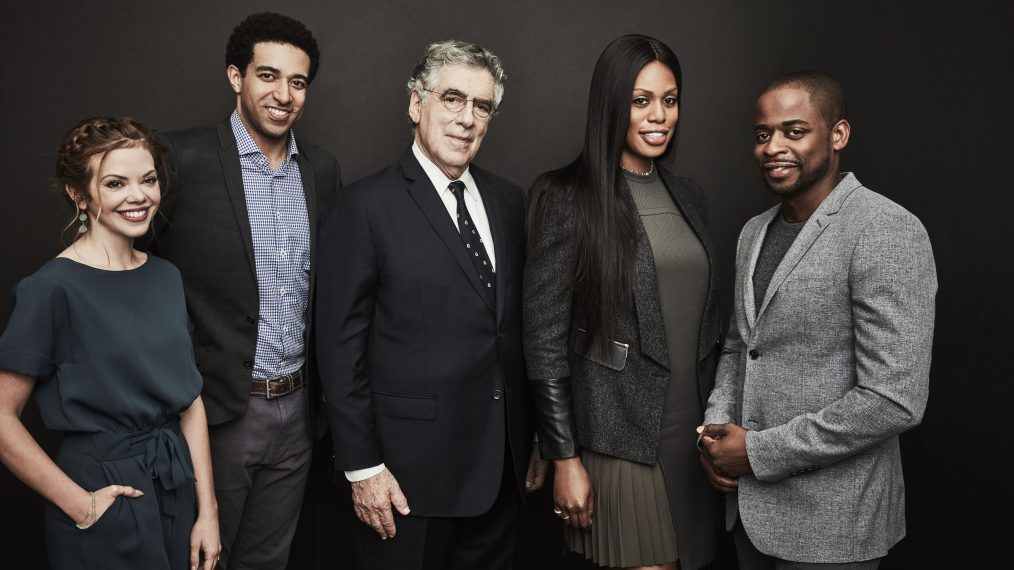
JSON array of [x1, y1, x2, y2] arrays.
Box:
[[523, 167, 722, 465], [152, 119, 341, 429]]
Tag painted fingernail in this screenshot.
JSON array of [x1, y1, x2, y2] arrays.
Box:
[[696, 425, 704, 434]]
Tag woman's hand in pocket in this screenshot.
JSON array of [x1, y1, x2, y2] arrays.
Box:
[[75, 484, 144, 528]]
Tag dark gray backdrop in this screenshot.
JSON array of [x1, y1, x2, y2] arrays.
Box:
[[2, 1, 1010, 567]]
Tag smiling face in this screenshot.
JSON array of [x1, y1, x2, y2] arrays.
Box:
[[620, 60, 679, 172], [71, 146, 161, 242], [408, 64, 495, 180], [753, 86, 849, 200], [228, 41, 310, 151]]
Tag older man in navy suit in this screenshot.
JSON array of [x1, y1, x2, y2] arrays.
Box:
[[316, 40, 544, 570]]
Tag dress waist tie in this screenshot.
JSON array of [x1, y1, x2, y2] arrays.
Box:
[[63, 416, 195, 516]]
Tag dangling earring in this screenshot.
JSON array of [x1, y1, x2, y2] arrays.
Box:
[[77, 204, 88, 234]]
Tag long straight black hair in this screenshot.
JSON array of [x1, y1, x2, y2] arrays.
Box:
[[528, 34, 683, 349]]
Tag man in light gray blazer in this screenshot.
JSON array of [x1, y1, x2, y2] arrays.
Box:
[[698, 72, 936, 569]]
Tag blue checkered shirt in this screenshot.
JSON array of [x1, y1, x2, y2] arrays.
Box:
[[230, 112, 310, 380]]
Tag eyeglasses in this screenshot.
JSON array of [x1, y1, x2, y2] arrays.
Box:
[[423, 88, 497, 119]]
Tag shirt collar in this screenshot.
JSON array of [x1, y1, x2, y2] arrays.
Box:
[[412, 142, 477, 201], [230, 110, 300, 160]]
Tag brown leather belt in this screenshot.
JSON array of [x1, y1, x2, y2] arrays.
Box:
[[250, 369, 304, 399]]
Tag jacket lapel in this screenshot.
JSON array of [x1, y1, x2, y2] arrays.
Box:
[[401, 151, 495, 314], [473, 168, 509, 323], [296, 150, 319, 272], [660, 171, 713, 265], [659, 170, 719, 360], [295, 149, 320, 333], [216, 121, 256, 280], [631, 219, 670, 369], [742, 206, 779, 331], [755, 173, 863, 321]]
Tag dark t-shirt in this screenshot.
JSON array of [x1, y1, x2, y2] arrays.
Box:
[[753, 211, 806, 314], [0, 256, 202, 433]]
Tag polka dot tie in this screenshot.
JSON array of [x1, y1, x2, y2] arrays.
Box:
[[448, 180, 496, 306]]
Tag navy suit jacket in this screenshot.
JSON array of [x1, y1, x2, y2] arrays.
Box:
[[316, 149, 531, 517]]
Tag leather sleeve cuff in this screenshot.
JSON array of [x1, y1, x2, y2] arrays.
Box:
[[530, 377, 579, 460]]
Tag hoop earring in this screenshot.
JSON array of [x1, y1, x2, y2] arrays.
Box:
[[77, 204, 88, 234]]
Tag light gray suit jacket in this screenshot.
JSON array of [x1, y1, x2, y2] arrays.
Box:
[[704, 173, 937, 562]]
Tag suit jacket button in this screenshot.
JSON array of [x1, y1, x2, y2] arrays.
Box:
[[748, 349, 760, 360], [492, 389, 503, 400], [246, 315, 257, 324], [243, 360, 253, 369]]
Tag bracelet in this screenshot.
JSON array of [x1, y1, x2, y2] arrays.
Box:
[[75, 491, 96, 530]]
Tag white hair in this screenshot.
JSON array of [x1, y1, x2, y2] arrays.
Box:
[[406, 39, 506, 108]]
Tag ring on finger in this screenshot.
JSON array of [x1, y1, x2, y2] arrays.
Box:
[[561, 514, 571, 520], [552, 506, 562, 515]]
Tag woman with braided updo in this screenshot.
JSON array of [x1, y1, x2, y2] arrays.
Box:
[[0, 117, 221, 569]]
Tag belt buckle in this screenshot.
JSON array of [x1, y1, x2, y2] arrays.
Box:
[[265, 372, 296, 400], [264, 375, 280, 400]]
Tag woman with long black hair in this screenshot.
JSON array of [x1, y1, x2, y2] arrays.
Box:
[[524, 35, 721, 570]]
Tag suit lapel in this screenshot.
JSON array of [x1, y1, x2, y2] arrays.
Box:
[[473, 168, 509, 323], [743, 207, 779, 331], [660, 171, 713, 266], [754, 173, 863, 321], [659, 170, 718, 360], [296, 150, 319, 271], [296, 149, 320, 334], [401, 151, 495, 314], [216, 121, 256, 280], [755, 216, 828, 320], [631, 220, 670, 369]]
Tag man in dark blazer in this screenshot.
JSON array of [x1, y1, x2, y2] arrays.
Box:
[[316, 40, 542, 570], [152, 13, 340, 569]]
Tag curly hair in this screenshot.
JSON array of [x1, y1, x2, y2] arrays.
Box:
[[226, 12, 321, 83]]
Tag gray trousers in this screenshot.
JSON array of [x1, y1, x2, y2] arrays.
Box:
[[733, 519, 883, 570], [209, 387, 313, 569]]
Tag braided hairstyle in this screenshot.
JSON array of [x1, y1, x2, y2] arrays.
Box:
[[56, 117, 166, 241]]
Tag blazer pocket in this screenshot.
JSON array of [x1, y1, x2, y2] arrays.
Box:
[[573, 328, 629, 372], [372, 392, 436, 420]]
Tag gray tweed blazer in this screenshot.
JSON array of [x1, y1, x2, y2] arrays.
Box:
[[524, 167, 722, 464], [704, 173, 937, 562]]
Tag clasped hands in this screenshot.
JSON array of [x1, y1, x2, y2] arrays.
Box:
[[697, 422, 752, 494]]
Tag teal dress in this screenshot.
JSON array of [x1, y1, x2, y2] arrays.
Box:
[[0, 256, 203, 569]]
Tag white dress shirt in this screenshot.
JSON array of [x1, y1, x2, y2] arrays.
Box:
[[411, 142, 496, 269], [344, 143, 497, 483]]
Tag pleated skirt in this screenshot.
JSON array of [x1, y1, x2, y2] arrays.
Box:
[[565, 448, 677, 568]]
